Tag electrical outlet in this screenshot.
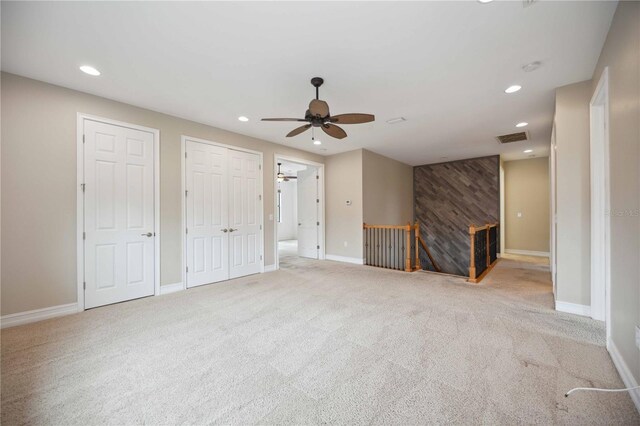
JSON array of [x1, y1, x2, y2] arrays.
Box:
[[636, 326, 640, 350]]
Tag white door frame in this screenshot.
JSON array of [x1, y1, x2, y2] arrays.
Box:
[[76, 113, 161, 312], [181, 135, 264, 289], [550, 123, 558, 298], [273, 154, 325, 270], [589, 67, 611, 336]]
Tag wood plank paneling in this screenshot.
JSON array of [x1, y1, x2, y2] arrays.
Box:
[[414, 156, 500, 276]]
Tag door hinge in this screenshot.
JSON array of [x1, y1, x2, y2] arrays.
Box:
[[260, 225, 262, 230], [186, 266, 189, 273], [317, 245, 320, 250], [259, 164, 262, 170], [185, 190, 188, 197], [260, 255, 263, 261], [185, 152, 187, 159], [186, 228, 188, 234], [83, 232, 86, 240], [316, 199, 320, 203], [81, 183, 85, 192], [82, 134, 85, 144], [317, 221, 320, 226], [316, 175, 319, 180], [83, 281, 86, 290], [258, 194, 262, 201]]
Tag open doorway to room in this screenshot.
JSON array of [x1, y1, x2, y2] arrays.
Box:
[[274, 155, 325, 269]]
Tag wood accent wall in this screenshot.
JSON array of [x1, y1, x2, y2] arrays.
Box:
[[414, 156, 500, 276]]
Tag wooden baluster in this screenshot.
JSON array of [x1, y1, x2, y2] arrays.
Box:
[[414, 222, 421, 271], [469, 225, 476, 281], [404, 225, 411, 272]]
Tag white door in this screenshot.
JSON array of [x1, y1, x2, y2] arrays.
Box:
[[84, 120, 155, 309], [297, 166, 319, 259], [185, 141, 229, 288], [228, 150, 262, 278]]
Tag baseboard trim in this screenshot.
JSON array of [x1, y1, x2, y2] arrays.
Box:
[[555, 300, 591, 317], [1, 303, 79, 329], [608, 339, 640, 413], [326, 254, 364, 265], [159, 282, 185, 295], [505, 249, 550, 257], [264, 264, 277, 272]]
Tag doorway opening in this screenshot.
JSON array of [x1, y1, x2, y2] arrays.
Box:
[[274, 155, 325, 269]]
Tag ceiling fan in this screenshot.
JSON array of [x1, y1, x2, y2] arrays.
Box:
[[262, 77, 375, 140], [276, 162, 297, 182]]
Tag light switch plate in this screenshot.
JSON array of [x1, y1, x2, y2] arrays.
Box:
[[636, 326, 640, 350]]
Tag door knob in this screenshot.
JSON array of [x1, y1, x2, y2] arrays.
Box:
[[298, 223, 302, 226], [141, 232, 153, 237], [229, 228, 238, 232], [221, 229, 229, 233]]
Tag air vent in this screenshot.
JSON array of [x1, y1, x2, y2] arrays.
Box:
[[496, 131, 529, 144]]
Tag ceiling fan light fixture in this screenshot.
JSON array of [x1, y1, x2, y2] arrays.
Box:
[[313, 137, 322, 145], [276, 163, 285, 182], [386, 117, 406, 124], [238, 116, 249, 122]]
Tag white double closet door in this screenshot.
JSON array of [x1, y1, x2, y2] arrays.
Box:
[[83, 119, 156, 309], [185, 140, 262, 288]]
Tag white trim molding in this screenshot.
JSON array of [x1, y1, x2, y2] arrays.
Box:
[[608, 339, 640, 412], [264, 264, 277, 272], [555, 301, 591, 317], [159, 282, 185, 295], [326, 254, 364, 265], [1, 303, 78, 329], [505, 249, 550, 257]]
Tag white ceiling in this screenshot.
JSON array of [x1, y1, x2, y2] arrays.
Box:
[[1, 1, 616, 165]]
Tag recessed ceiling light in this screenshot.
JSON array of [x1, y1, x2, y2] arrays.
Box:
[[386, 117, 406, 124], [524, 149, 533, 153], [478, 0, 493, 3], [313, 139, 322, 145], [238, 116, 249, 122], [79, 65, 100, 76], [516, 122, 528, 128], [522, 61, 542, 72], [505, 85, 522, 94]]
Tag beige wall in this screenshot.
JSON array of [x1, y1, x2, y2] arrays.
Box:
[[325, 149, 363, 259], [591, 1, 640, 388], [554, 80, 592, 307], [1, 72, 323, 315], [504, 157, 550, 253], [362, 149, 413, 225]]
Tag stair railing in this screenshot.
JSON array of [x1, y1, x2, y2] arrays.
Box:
[[363, 222, 440, 273], [469, 222, 500, 283]]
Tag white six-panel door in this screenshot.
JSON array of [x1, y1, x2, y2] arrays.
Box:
[[185, 142, 229, 287], [185, 140, 262, 287], [84, 120, 155, 309], [228, 150, 262, 279], [297, 166, 319, 259]]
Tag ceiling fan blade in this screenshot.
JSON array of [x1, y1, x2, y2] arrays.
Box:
[[309, 99, 330, 118], [286, 124, 312, 137], [330, 113, 375, 124], [321, 123, 347, 139], [262, 118, 308, 122]]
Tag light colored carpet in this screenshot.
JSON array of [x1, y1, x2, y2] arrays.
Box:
[[2, 257, 638, 425]]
